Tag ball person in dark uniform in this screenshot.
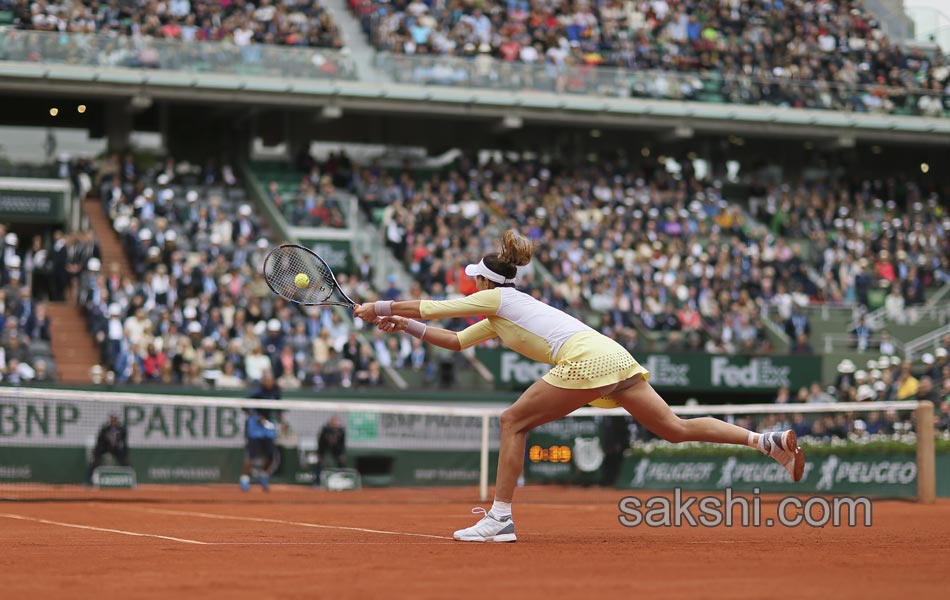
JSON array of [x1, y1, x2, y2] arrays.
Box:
[[313, 416, 346, 484], [85, 411, 130, 485]]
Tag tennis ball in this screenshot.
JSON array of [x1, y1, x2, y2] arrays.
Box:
[[294, 273, 310, 288]]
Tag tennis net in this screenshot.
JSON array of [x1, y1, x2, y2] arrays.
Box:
[[0, 387, 938, 503]]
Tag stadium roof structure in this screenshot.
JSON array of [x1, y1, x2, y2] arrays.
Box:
[[1, 31, 948, 145], [3, 62, 948, 147]]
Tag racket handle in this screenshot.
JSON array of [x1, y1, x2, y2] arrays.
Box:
[[375, 300, 394, 317], [406, 319, 427, 340]]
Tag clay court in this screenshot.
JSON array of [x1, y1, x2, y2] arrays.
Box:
[[1, 486, 947, 599]]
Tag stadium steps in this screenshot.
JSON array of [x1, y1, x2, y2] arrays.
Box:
[[83, 198, 134, 279], [321, 0, 391, 84], [46, 302, 99, 384]]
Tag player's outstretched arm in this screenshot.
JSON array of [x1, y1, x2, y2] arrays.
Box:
[[353, 301, 422, 321], [355, 292, 498, 323], [375, 316, 461, 351]]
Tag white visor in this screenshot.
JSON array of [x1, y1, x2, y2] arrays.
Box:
[[464, 259, 515, 284]]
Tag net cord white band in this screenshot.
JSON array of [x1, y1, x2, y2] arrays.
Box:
[[1, 388, 925, 418]]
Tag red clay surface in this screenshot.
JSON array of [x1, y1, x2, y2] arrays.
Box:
[[1, 485, 947, 599]]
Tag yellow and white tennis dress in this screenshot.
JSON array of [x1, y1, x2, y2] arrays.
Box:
[[419, 288, 650, 407]]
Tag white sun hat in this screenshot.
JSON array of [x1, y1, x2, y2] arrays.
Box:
[[464, 259, 515, 284]]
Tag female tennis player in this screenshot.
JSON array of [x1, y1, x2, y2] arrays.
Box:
[[353, 230, 804, 542]]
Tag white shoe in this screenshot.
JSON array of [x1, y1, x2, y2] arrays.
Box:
[[764, 430, 805, 482], [453, 507, 517, 542]]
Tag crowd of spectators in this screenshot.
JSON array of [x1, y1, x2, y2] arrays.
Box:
[[76, 153, 431, 390], [0, 1, 355, 80], [341, 151, 949, 361], [353, 0, 949, 115], [765, 343, 950, 436], [4, 0, 344, 50], [0, 225, 59, 384], [749, 177, 950, 310], [823, 339, 950, 405], [626, 339, 950, 445], [263, 151, 354, 228], [55, 147, 947, 402], [6, 0, 947, 115], [352, 154, 827, 356]]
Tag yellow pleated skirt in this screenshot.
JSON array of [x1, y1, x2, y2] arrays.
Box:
[[542, 330, 650, 408]]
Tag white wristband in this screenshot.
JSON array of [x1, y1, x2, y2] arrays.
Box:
[[375, 300, 393, 317], [406, 319, 427, 340]]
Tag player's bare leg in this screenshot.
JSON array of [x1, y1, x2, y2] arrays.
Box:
[[610, 377, 805, 481], [454, 379, 609, 542]]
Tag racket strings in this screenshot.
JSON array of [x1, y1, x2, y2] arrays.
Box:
[[265, 246, 336, 304]]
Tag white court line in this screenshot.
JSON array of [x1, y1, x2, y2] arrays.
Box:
[[125, 507, 453, 540], [209, 541, 452, 545], [0, 513, 208, 545]]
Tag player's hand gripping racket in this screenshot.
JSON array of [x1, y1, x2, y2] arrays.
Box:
[[262, 244, 357, 307]]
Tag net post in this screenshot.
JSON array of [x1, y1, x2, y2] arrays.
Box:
[[479, 414, 489, 503], [915, 401, 936, 505]]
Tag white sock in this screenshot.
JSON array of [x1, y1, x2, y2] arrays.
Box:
[[748, 432, 770, 454], [489, 499, 512, 519], [240, 475, 250, 484]]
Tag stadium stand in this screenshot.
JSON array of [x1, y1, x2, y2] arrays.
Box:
[[348, 155, 943, 347], [70, 153, 419, 389], [0, 6, 356, 79], [3, 0, 344, 49], [2, 1, 950, 594], [749, 177, 948, 306], [356, 0, 949, 115], [0, 225, 56, 384], [257, 159, 351, 228], [0, 0, 942, 431]]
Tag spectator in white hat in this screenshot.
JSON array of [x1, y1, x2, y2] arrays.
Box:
[[179, 190, 200, 222], [2, 233, 20, 287], [855, 384, 875, 402], [250, 238, 269, 273], [835, 359, 857, 393], [235, 205, 257, 240], [873, 380, 890, 401]]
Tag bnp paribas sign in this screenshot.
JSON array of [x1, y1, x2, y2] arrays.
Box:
[[477, 349, 820, 393]]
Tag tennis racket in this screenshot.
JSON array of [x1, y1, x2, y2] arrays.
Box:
[[262, 244, 357, 307]]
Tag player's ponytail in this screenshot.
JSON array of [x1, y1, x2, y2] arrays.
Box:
[[480, 229, 533, 287], [499, 229, 533, 267]]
